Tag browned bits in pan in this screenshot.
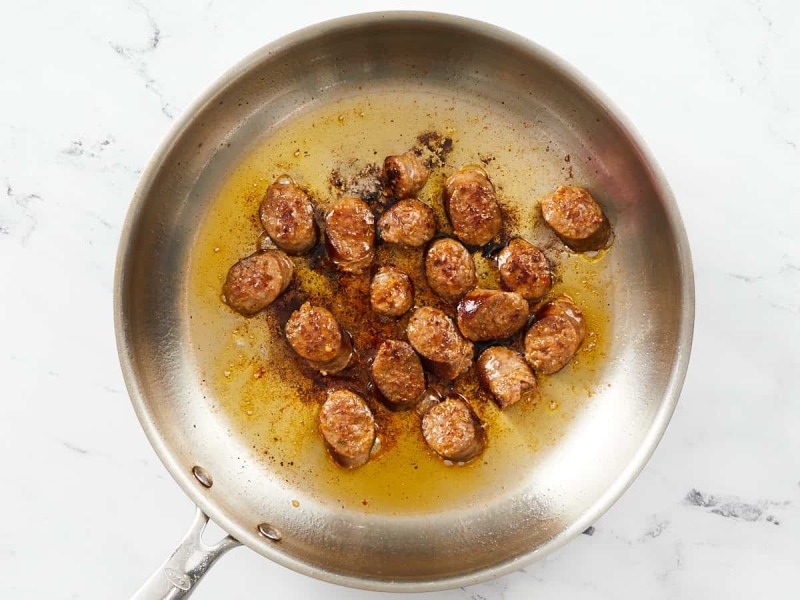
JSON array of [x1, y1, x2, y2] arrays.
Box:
[[216, 129, 605, 473]]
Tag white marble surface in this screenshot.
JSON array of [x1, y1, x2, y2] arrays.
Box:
[[1, 0, 798, 598]]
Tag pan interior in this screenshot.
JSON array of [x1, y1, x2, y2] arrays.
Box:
[[118, 15, 690, 587]]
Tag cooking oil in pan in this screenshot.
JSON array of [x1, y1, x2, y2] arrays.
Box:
[[187, 91, 613, 515]]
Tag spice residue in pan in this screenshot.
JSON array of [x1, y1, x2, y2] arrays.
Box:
[[187, 92, 613, 514]]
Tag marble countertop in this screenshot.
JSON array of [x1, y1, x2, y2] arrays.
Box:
[[2, 1, 798, 598]]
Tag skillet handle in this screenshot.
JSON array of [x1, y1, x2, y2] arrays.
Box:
[[131, 507, 240, 600]]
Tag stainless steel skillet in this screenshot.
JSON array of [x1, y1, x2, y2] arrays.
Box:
[[115, 12, 694, 598]]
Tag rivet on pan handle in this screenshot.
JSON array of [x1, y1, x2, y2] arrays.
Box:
[[130, 507, 240, 600]]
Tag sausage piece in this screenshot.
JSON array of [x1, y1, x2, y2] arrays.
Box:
[[285, 302, 353, 374], [377, 199, 436, 247], [425, 238, 477, 304], [382, 150, 429, 199], [477, 347, 537, 409], [443, 166, 502, 246], [540, 185, 610, 252], [538, 294, 586, 340], [319, 389, 376, 468], [370, 267, 414, 317], [222, 250, 294, 316], [371, 340, 426, 409], [259, 175, 318, 255], [421, 395, 485, 462], [325, 197, 375, 273], [524, 315, 583, 375], [407, 307, 473, 380], [496, 238, 552, 301], [456, 289, 529, 341]]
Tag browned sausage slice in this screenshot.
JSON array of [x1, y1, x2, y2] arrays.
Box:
[[456, 289, 529, 341], [222, 250, 294, 316], [421, 395, 485, 462], [540, 185, 610, 252], [259, 175, 318, 255], [476, 347, 537, 409], [407, 307, 473, 380], [371, 340, 426, 409], [496, 238, 552, 301], [325, 197, 375, 273], [284, 302, 353, 374], [377, 199, 436, 247], [319, 389, 376, 468], [538, 294, 587, 340], [524, 315, 582, 375], [425, 238, 477, 304], [382, 150, 429, 199], [443, 166, 502, 246], [370, 267, 414, 317]]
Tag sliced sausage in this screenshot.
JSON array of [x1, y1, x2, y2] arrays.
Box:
[[284, 302, 353, 374], [524, 315, 583, 375], [259, 175, 318, 255], [414, 387, 444, 418], [377, 199, 436, 247], [371, 340, 426, 409], [477, 347, 537, 410], [538, 294, 587, 340], [407, 307, 473, 380], [421, 395, 485, 462], [425, 238, 477, 304], [540, 185, 611, 252], [382, 150, 429, 199], [370, 267, 414, 317], [443, 166, 502, 246], [222, 250, 294, 316], [456, 289, 529, 341], [496, 238, 552, 301], [319, 389, 376, 468], [325, 197, 375, 273]]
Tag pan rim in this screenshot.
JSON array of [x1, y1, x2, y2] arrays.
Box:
[[114, 10, 695, 592]]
